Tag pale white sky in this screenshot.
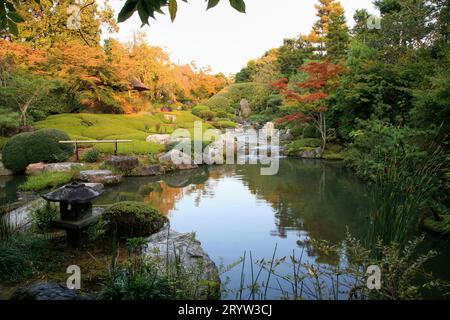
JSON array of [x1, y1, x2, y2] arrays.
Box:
[[102, 0, 376, 75]]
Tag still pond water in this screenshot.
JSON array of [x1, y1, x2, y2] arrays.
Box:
[[94, 159, 450, 299], [1, 159, 448, 299]]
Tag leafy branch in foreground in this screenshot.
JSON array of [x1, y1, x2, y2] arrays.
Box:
[[117, 0, 246, 25]]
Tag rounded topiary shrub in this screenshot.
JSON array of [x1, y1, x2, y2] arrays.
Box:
[[26, 129, 73, 164], [104, 201, 167, 238], [2, 129, 73, 173], [1, 132, 33, 172], [191, 105, 210, 117]]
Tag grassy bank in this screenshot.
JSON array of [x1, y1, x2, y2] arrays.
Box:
[[34, 112, 210, 155]]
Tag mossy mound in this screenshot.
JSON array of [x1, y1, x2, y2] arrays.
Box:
[[104, 201, 167, 238]]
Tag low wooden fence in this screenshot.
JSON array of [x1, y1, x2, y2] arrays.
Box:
[[59, 140, 132, 160]]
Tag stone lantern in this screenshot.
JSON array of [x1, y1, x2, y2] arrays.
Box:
[[42, 182, 103, 247]]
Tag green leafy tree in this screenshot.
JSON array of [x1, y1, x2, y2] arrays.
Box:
[[0, 72, 55, 126]]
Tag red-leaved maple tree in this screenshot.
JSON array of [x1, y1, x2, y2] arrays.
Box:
[[272, 61, 343, 149]]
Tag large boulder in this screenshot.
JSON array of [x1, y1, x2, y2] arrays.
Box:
[[105, 156, 139, 173], [240, 99, 251, 119], [46, 162, 84, 173], [78, 170, 122, 185], [25, 162, 46, 175], [262, 122, 275, 138], [159, 149, 198, 170], [0, 161, 13, 176], [146, 134, 172, 145], [297, 147, 324, 159], [164, 114, 177, 123], [132, 164, 165, 177], [10, 282, 92, 300], [25, 162, 84, 175], [144, 227, 220, 300]]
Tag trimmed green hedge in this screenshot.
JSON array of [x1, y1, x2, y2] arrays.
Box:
[[191, 105, 210, 117], [104, 201, 167, 238], [215, 120, 237, 129], [2, 132, 32, 172], [2, 129, 73, 172], [287, 139, 323, 156]]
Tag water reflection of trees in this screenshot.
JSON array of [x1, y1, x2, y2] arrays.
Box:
[[237, 159, 370, 263], [96, 160, 371, 265]]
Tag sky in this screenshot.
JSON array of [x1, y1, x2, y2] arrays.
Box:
[[102, 0, 377, 75]]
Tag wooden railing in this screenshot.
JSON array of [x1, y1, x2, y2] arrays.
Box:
[[59, 140, 132, 160]]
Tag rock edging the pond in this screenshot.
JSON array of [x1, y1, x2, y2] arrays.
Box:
[[25, 162, 86, 175], [9, 282, 92, 300], [78, 170, 122, 185], [0, 161, 13, 176], [144, 226, 221, 300]]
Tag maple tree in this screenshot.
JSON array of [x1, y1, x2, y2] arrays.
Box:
[[273, 61, 344, 149]]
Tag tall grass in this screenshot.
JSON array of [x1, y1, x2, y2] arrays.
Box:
[[366, 148, 446, 251]]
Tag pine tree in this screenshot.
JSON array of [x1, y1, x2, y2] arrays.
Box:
[[304, 0, 349, 60]]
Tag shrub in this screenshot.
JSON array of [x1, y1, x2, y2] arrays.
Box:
[[205, 95, 232, 112], [215, 120, 237, 129], [26, 129, 73, 164], [98, 263, 176, 300], [288, 138, 322, 149], [0, 136, 7, 151], [31, 201, 59, 231], [0, 233, 60, 283], [197, 110, 216, 121], [287, 139, 323, 156], [2, 129, 73, 172], [104, 201, 167, 238], [424, 215, 450, 237], [1, 132, 33, 172], [19, 171, 72, 192], [191, 105, 210, 117], [81, 149, 101, 163]]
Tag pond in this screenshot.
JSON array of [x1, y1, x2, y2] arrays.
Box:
[[1, 159, 449, 299], [93, 159, 450, 299]]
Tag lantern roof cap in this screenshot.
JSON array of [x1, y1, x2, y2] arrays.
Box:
[[42, 182, 102, 204]]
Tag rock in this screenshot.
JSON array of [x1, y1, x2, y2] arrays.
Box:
[[146, 134, 172, 145], [84, 183, 104, 193], [132, 164, 165, 177], [164, 114, 177, 123], [46, 162, 84, 173], [25, 162, 84, 175], [3, 198, 46, 230], [262, 122, 275, 138], [159, 150, 198, 170], [105, 156, 139, 173], [25, 162, 46, 175], [10, 282, 92, 300], [281, 129, 294, 143], [78, 170, 122, 185], [0, 161, 13, 176], [239, 99, 251, 119], [203, 145, 224, 165], [297, 147, 324, 159], [144, 227, 220, 299]]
